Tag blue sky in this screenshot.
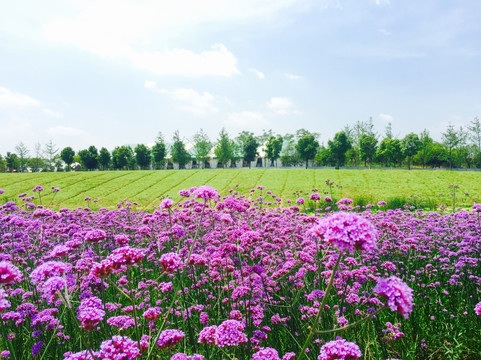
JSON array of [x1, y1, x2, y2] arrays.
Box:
[[1, 0, 480, 154]]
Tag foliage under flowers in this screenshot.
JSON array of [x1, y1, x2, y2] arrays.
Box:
[[0, 185, 480, 359]]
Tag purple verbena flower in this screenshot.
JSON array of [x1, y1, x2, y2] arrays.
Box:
[[373, 276, 414, 319], [156, 329, 185, 349], [318, 338, 361, 360]]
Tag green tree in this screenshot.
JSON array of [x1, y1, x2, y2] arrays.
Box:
[[467, 117, 481, 168], [98, 147, 111, 170], [78, 146, 99, 171], [417, 129, 433, 168], [112, 146, 133, 170], [296, 135, 319, 169], [60, 147, 75, 171], [134, 144, 151, 170], [359, 134, 377, 168], [265, 135, 283, 167], [192, 129, 212, 169], [5, 152, 19, 171], [0, 155, 6, 172], [442, 124, 465, 170], [236, 131, 259, 168], [14, 142, 30, 172], [426, 142, 448, 168], [401, 133, 421, 170], [327, 131, 352, 169], [44, 140, 59, 172], [280, 133, 302, 166], [214, 128, 233, 168], [171, 130, 191, 169], [376, 138, 402, 167], [152, 132, 167, 170]]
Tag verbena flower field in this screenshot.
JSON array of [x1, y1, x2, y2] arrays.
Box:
[[0, 184, 480, 359]]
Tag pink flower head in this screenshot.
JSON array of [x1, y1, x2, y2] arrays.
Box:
[[30, 261, 72, 284], [156, 329, 185, 349], [192, 186, 220, 202], [318, 338, 361, 360], [215, 320, 248, 348], [335, 198, 353, 206], [160, 252, 184, 272], [324, 196, 333, 202], [198, 326, 217, 345], [63, 350, 99, 360], [179, 189, 191, 197], [160, 198, 174, 210], [0, 261, 22, 285], [474, 302, 481, 315], [309, 193, 321, 201], [78, 307, 105, 331], [107, 246, 145, 269], [377, 200, 387, 206], [84, 229, 107, 243], [296, 198, 305, 205], [252, 348, 281, 360], [99, 335, 141, 359], [310, 212, 378, 254], [373, 276, 414, 319]]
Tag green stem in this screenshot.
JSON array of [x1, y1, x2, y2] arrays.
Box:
[[315, 307, 383, 334], [296, 253, 343, 360]]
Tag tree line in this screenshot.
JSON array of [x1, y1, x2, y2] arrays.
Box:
[[1, 118, 480, 172]]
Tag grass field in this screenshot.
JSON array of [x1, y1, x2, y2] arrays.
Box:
[[1, 168, 481, 210]]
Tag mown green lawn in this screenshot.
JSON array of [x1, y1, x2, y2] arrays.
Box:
[[1, 168, 480, 210]]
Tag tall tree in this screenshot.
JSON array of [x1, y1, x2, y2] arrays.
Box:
[[327, 131, 352, 169], [280, 133, 302, 166], [134, 144, 151, 170], [467, 117, 481, 168], [78, 146, 99, 170], [236, 131, 258, 168], [112, 146, 133, 170], [5, 152, 19, 171], [152, 132, 167, 170], [359, 134, 377, 168], [401, 133, 421, 170], [418, 129, 433, 169], [0, 155, 6, 172], [60, 147, 75, 171], [296, 135, 319, 169], [192, 129, 212, 169], [265, 135, 283, 167], [171, 130, 191, 169], [242, 133, 259, 168], [98, 147, 111, 170], [376, 138, 402, 167], [14, 142, 30, 172], [442, 124, 465, 170], [384, 122, 393, 139], [214, 128, 233, 168], [44, 140, 59, 172]]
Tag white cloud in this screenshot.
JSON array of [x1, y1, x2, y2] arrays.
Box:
[[266, 97, 294, 115], [43, 108, 63, 118], [144, 80, 157, 89], [46, 126, 89, 137], [132, 44, 239, 77], [249, 68, 265, 79], [284, 73, 302, 80], [379, 29, 391, 36], [0, 86, 41, 107], [378, 113, 394, 122], [225, 111, 269, 129], [370, 0, 390, 5], [157, 88, 218, 116]]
